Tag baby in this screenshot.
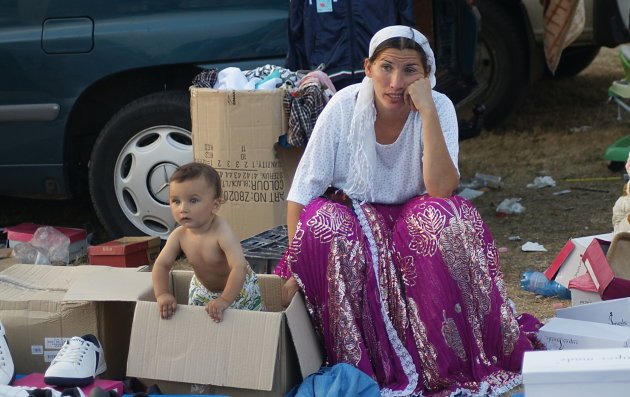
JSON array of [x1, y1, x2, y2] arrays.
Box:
[[152, 162, 264, 322]]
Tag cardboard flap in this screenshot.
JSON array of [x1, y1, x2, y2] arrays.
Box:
[[582, 239, 613, 295], [544, 240, 574, 280], [0, 264, 96, 293], [285, 292, 324, 379], [64, 268, 153, 301], [127, 301, 283, 390]]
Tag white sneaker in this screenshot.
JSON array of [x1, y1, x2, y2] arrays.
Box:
[[0, 322, 15, 385], [44, 335, 107, 387]]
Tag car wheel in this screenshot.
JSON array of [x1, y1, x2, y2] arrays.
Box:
[[474, 0, 528, 129], [551, 46, 601, 78], [89, 91, 193, 239]]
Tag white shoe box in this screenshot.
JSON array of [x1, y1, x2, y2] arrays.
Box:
[[523, 348, 630, 397], [538, 317, 630, 350]]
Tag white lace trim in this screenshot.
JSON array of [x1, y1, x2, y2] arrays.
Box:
[[440, 375, 523, 397], [352, 199, 418, 396]]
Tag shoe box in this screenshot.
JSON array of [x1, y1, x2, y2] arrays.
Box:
[[537, 317, 630, 350], [544, 233, 612, 288], [0, 264, 153, 379], [88, 236, 160, 268], [126, 270, 324, 397], [2, 223, 89, 262], [522, 347, 630, 397]]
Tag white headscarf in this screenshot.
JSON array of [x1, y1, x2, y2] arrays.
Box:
[[345, 26, 436, 202]]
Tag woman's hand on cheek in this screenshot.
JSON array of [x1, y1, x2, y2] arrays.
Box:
[[404, 78, 433, 113]]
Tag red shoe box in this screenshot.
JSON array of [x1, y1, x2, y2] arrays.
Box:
[[582, 237, 630, 300], [13, 373, 124, 395], [3, 222, 88, 261], [88, 236, 160, 268]]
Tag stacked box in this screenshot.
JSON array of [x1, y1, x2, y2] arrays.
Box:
[[3, 222, 88, 261], [89, 236, 160, 268]]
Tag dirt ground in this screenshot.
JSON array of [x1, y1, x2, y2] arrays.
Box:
[[459, 46, 628, 323], [0, 46, 628, 396]]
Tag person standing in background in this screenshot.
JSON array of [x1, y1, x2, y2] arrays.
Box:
[[285, 0, 415, 90]]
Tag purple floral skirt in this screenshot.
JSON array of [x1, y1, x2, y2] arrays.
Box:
[[274, 195, 542, 397]]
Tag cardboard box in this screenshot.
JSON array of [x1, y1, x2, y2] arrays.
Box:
[[13, 373, 124, 395], [3, 222, 88, 261], [544, 233, 612, 288], [190, 87, 303, 240], [556, 297, 630, 327], [0, 264, 153, 378], [88, 236, 160, 268], [126, 271, 323, 397], [0, 248, 18, 272], [522, 348, 630, 397], [538, 317, 630, 350]]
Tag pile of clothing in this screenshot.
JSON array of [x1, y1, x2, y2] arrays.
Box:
[[192, 65, 336, 147]]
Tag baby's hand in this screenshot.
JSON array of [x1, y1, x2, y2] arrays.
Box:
[[206, 296, 231, 322], [156, 293, 177, 319]]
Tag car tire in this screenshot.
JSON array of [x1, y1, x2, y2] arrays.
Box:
[[89, 90, 193, 240], [474, 0, 528, 129], [550, 45, 601, 78]]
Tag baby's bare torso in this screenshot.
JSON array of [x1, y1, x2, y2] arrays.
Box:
[[179, 231, 230, 292]]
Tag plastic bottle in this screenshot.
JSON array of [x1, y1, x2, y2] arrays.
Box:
[[520, 270, 571, 299]]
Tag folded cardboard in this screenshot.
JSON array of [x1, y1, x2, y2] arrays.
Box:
[[0, 264, 153, 378], [126, 270, 323, 397], [190, 87, 304, 240], [556, 297, 630, 327], [522, 348, 630, 397], [13, 373, 124, 395], [544, 233, 612, 288], [3, 222, 88, 261], [582, 237, 630, 300], [0, 248, 17, 272], [88, 236, 160, 268], [538, 317, 630, 350]]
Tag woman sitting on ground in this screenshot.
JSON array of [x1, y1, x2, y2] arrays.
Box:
[[274, 25, 542, 397]]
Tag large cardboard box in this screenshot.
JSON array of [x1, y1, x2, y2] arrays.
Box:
[[190, 87, 303, 240], [126, 271, 323, 397], [0, 264, 153, 378], [538, 317, 630, 350], [544, 233, 612, 288], [556, 297, 630, 327], [522, 348, 630, 397]]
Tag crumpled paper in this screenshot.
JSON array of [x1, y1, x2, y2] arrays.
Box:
[[496, 198, 526, 214], [527, 176, 556, 189], [521, 241, 547, 252]]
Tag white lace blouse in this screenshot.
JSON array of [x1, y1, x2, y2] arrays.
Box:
[[287, 83, 459, 206]]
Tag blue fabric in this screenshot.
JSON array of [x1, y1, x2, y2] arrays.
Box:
[[285, 0, 415, 82], [285, 363, 380, 397]]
